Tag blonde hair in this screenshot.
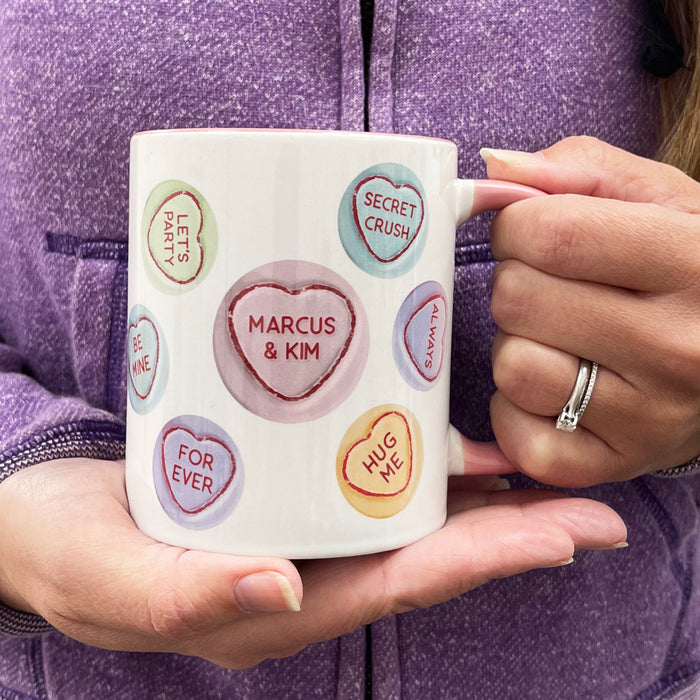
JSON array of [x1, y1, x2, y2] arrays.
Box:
[[658, 0, 700, 179]]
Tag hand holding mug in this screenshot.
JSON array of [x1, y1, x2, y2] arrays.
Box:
[[0, 450, 626, 669], [487, 136, 700, 486]]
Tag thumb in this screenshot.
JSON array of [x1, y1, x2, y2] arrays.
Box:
[[480, 135, 700, 213], [43, 515, 303, 648], [129, 545, 302, 642], [60, 537, 303, 650]]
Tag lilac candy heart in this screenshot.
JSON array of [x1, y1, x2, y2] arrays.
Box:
[[161, 426, 236, 515], [403, 293, 447, 383]]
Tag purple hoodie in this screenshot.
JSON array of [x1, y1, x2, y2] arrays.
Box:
[[0, 1, 698, 698]]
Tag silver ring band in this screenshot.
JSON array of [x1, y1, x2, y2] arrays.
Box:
[[555, 359, 599, 432]]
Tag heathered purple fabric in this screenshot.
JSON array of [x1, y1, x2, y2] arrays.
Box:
[[0, 1, 698, 699]]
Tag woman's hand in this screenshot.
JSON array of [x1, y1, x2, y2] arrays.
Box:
[[0, 451, 625, 669], [485, 136, 700, 487]]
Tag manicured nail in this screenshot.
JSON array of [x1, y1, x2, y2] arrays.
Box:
[[544, 556, 575, 569], [234, 571, 301, 614], [479, 147, 545, 166], [447, 425, 465, 475], [589, 541, 629, 551]]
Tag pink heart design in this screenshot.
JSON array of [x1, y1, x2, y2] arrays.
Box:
[[128, 316, 160, 399], [403, 293, 447, 382], [352, 175, 424, 263], [161, 427, 236, 514], [341, 411, 414, 497], [227, 283, 356, 401]]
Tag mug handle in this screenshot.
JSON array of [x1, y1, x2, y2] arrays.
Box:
[[447, 179, 546, 477], [453, 178, 546, 225]]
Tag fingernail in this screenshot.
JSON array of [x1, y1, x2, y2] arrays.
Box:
[[590, 541, 629, 551], [479, 147, 545, 166], [234, 571, 301, 614], [447, 425, 465, 475], [554, 557, 575, 567], [493, 477, 511, 490]]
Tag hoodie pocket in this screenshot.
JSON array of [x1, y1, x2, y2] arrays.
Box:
[[44, 233, 128, 421]]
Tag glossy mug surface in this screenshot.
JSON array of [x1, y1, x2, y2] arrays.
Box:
[[125, 129, 538, 558]]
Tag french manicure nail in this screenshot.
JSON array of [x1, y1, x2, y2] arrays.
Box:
[[447, 424, 465, 475], [479, 147, 545, 166], [234, 571, 301, 614], [589, 541, 629, 551]]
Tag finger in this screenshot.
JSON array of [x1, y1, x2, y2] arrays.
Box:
[[448, 424, 517, 475], [490, 195, 700, 292], [448, 474, 511, 491], [44, 497, 303, 649], [489, 390, 632, 487], [296, 509, 584, 625], [445, 489, 628, 550], [212, 491, 627, 667], [481, 135, 700, 212], [382, 519, 574, 611], [492, 331, 580, 416], [491, 331, 637, 432], [378, 492, 627, 612], [140, 546, 302, 636], [490, 259, 668, 376]]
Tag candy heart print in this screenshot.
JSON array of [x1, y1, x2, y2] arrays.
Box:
[[404, 293, 447, 382], [161, 427, 236, 515], [147, 190, 205, 284], [128, 316, 160, 399], [342, 411, 413, 497], [228, 283, 356, 401], [352, 176, 424, 263]]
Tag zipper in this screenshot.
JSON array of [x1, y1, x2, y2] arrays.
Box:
[[364, 622, 373, 700], [361, 0, 374, 132], [359, 3, 375, 696]]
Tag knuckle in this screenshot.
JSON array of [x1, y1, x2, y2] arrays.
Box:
[[491, 260, 533, 329], [492, 339, 531, 402], [511, 432, 594, 488], [528, 202, 577, 270], [146, 581, 205, 642], [661, 331, 700, 392], [556, 134, 606, 160], [517, 435, 559, 480]]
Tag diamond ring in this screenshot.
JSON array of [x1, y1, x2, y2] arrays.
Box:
[[555, 359, 599, 432]]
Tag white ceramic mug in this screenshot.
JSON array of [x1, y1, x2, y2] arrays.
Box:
[[126, 129, 540, 558]]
